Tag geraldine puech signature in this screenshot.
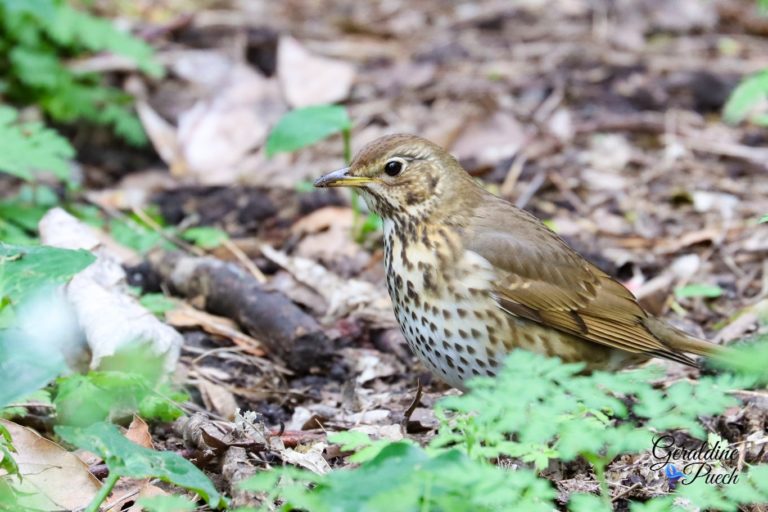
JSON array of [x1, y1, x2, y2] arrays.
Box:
[[651, 434, 740, 487]]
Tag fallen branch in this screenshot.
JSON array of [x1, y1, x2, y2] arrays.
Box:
[[148, 251, 334, 373]]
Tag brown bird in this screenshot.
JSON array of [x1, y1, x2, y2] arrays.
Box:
[[314, 134, 723, 389]]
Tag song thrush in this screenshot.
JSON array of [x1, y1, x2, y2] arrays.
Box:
[[314, 134, 722, 389]]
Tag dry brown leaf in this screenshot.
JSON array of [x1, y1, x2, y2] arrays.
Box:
[[291, 206, 364, 264], [125, 416, 154, 450], [0, 420, 101, 511], [452, 112, 526, 169], [165, 304, 265, 356], [279, 442, 332, 475], [198, 379, 239, 421], [177, 65, 285, 184], [277, 36, 356, 108], [340, 348, 405, 385], [261, 245, 395, 328], [136, 101, 182, 173]]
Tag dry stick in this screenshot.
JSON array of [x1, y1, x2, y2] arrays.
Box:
[[223, 238, 266, 283], [149, 251, 334, 373], [515, 170, 547, 210], [611, 482, 642, 502], [500, 153, 527, 197]]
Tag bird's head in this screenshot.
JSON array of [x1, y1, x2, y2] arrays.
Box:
[[314, 134, 470, 220]]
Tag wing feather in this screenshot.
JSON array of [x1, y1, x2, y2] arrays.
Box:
[[465, 200, 695, 366]]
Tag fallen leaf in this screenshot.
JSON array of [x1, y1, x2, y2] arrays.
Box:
[[279, 442, 332, 475], [452, 112, 526, 169], [261, 245, 395, 328], [277, 36, 356, 108], [0, 420, 100, 511], [165, 305, 265, 356], [126, 416, 154, 450], [292, 206, 365, 265], [177, 64, 285, 183], [198, 379, 239, 421], [340, 348, 404, 385]]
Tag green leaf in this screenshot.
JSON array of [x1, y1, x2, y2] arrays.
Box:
[[0, 243, 94, 302], [674, 283, 724, 299], [138, 393, 185, 422], [181, 227, 229, 250], [139, 293, 177, 316], [760, 214, 768, 224], [0, 423, 19, 477], [56, 422, 226, 509], [0, 107, 74, 182], [137, 495, 196, 512], [54, 370, 182, 426], [266, 105, 351, 156], [109, 218, 168, 254], [724, 70, 768, 124], [49, 5, 164, 78], [568, 493, 611, 512], [0, 330, 65, 408]]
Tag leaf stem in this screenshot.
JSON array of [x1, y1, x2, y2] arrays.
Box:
[[86, 471, 119, 512], [342, 127, 352, 165], [342, 127, 363, 241], [583, 452, 611, 508]]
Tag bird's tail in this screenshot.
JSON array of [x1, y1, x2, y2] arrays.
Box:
[[643, 317, 728, 360]]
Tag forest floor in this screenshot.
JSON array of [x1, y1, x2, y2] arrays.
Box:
[[5, 0, 768, 509]]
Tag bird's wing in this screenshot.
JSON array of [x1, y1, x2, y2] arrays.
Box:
[[464, 203, 695, 365]]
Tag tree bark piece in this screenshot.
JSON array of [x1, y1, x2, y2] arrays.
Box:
[[148, 251, 333, 373]]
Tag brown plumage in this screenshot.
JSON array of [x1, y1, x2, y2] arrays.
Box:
[[314, 134, 724, 389]]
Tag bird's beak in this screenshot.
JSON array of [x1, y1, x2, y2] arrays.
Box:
[[313, 167, 373, 188]]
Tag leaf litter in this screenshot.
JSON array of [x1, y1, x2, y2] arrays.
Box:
[[3, 0, 768, 509]]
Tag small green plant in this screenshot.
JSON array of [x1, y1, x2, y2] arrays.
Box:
[[0, 243, 95, 302], [674, 283, 725, 299], [243, 349, 768, 511], [0, 106, 75, 183], [0, 423, 18, 478], [724, 69, 768, 126], [242, 442, 555, 512], [0, 423, 19, 510], [760, 214, 768, 223], [138, 495, 197, 512], [56, 421, 226, 511], [139, 292, 177, 316], [266, 105, 382, 243], [266, 105, 352, 160], [0, 0, 163, 144], [53, 370, 185, 426], [181, 226, 229, 250], [108, 210, 173, 253]]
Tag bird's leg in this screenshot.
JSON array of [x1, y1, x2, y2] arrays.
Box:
[[400, 379, 423, 435]]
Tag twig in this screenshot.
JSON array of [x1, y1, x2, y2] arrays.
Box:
[[223, 239, 266, 283], [500, 153, 527, 197], [515, 170, 547, 210], [612, 482, 642, 502], [130, 206, 205, 256]]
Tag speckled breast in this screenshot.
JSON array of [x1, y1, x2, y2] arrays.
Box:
[[382, 219, 514, 389], [381, 220, 633, 389]]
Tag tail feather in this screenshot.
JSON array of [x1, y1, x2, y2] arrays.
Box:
[[642, 317, 726, 359]]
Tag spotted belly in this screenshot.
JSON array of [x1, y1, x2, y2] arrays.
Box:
[[385, 236, 637, 389]]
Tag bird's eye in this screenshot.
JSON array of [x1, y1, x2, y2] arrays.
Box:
[[384, 159, 404, 176]]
